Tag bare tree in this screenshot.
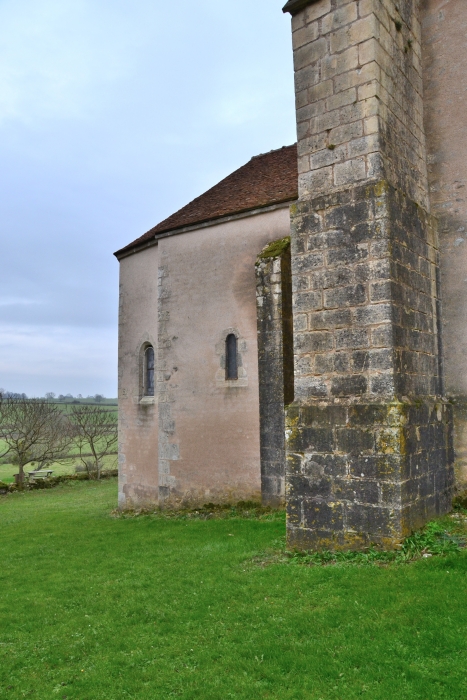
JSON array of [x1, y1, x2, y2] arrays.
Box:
[[70, 405, 118, 479], [0, 396, 74, 488]]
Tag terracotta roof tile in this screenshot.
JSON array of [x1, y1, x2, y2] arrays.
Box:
[[115, 143, 298, 257]]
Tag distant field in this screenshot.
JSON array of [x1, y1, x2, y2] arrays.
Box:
[[51, 401, 118, 415], [0, 451, 117, 484], [0, 401, 118, 483]]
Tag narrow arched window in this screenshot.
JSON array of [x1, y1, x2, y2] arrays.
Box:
[[225, 334, 238, 380], [145, 346, 155, 396]]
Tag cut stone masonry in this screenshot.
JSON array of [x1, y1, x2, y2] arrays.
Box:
[[286, 0, 429, 210], [256, 238, 294, 506], [283, 0, 454, 549]]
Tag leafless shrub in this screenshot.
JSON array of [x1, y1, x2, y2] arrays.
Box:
[[0, 396, 74, 488], [69, 405, 118, 479]]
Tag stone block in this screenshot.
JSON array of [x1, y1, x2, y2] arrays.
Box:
[[295, 331, 334, 353], [348, 133, 380, 158], [310, 145, 346, 171], [326, 87, 357, 113], [288, 426, 334, 453], [321, 46, 359, 80], [331, 375, 368, 397], [324, 199, 371, 229], [304, 0, 331, 24], [309, 79, 334, 103], [289, 473, 333, 499], [334, 60, 380, 93], [293, 290, 323, 312], [324, 283, 366, 309], [299, 167, 333, 197], [346, 503, 394, 536], [303, 452, 347, 478], [314, 352, 334, 373], [329, 121, 364, 146], [334, 478, 379, 504], [334, 158, 367, 186], [294, 64, 320, 93], [303, 500, 344, 531], [348, 14, 379, 46], [294, 376, 328, 398], [292, 23, 319, 50], [292, 251, 325, 274], [321, 2, 358, 34], [335, 327, 369, 349], [308, 308, 352, 330], [327, 243, 369, 266], [294, 37, 327, 71]]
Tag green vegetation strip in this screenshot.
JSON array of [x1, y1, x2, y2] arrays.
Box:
[[1, 480, 467, 699]]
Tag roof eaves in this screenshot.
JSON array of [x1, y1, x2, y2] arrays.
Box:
[[282, 0, 318, 15], [114, 197, 296, 261]]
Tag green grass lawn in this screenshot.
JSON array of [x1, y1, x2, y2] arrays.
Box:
[[0, 438, 117, 484], [1, 480, 467, 699], [0, 455, 117, 485]]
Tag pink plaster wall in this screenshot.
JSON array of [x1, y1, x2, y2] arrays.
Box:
[[117, 205, 292, 508], [156, 206, 292, 506], [118, 244, 159, 507], [422, 0, 467, 484]]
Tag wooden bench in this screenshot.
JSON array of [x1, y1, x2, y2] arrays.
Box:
[[28, 470, 54, 481]]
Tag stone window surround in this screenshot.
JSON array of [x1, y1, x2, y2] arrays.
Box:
[[215, 327, 248, 387], [138, 339, 157, 404]]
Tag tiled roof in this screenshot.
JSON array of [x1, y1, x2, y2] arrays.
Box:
[[114, 144, 298, 258]]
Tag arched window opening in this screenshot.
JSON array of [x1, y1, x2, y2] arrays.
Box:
[[145, 346, 155, 396], [225, 334, 238, 380]]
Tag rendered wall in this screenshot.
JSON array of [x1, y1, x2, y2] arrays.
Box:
[[422, 0, 467, 489], [155, 206, 292, 506], [118, 245, 159, 508]]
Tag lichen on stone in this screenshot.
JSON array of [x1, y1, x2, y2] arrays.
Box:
[[256, 236, 290, 264]]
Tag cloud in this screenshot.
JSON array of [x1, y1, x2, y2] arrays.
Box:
[[0, 0, 151, 126], [0, 324, 117, 396], [0, 297, 43, 307], [0, 0, 296, 395]]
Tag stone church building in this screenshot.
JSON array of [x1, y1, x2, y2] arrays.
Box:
[[115, 0, 467, 550]]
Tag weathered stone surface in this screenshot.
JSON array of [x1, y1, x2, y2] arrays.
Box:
[[422, 1, 467, 489], [286, 401, 454, 550], [289, 182, 442, 403], [256, 238, 294, 506], [287, 0, 430, 210], [285, 0, 454, 550]]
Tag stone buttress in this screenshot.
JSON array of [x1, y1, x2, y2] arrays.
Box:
[[255, 238, 294, 506], [282, 0, 454, 549]]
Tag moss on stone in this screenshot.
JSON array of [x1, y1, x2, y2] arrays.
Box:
[[256, 236, 290, 264]]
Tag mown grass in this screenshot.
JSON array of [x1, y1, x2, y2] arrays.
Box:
[[1, 480, 467, 699], [0, 440, 117, 485]]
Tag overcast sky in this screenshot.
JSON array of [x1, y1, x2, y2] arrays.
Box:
[[0, 0, 296, 397]]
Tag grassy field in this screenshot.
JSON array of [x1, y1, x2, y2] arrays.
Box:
[[0, 449, 117, 484], [1, 480, 467, 699]]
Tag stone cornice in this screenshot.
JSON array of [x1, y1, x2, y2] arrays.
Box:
[[282, 0, 318, 15]]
